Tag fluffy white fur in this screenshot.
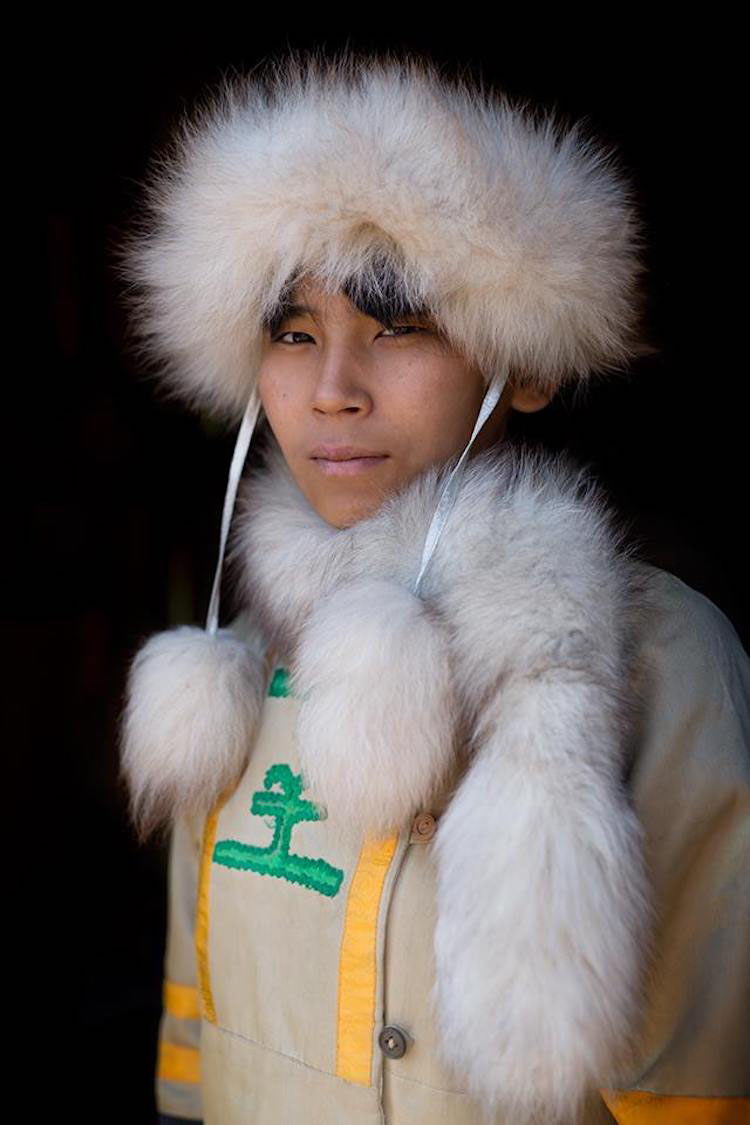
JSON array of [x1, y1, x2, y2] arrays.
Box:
[[431, 681, 652, 1125], [119, 625, 267, 843], [290, 576, 458, 848], [116, 46, 649, 423], [119, 434, 656, 1118], [221, 435, 655, 1123]]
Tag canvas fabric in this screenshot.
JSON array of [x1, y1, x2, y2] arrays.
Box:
[[154, 566, 749, 1124]]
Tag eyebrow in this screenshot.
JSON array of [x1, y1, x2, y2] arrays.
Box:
[[262, 300, 319, 338], [279, 303, 319, 320], [274, 302, 428, 324], [263, 296, 434, 338]]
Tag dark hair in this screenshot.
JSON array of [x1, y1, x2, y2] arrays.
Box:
[[261, 252, 434, 338]]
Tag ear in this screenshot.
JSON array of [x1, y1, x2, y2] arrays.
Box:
[[510, 384, 553, 413]]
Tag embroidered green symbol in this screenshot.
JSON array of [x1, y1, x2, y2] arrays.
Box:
[[268, 666, 291, 697], [212, 762, 344, 898]]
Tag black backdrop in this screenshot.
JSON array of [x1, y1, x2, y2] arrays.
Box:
[[21, 24, 745, 1123]]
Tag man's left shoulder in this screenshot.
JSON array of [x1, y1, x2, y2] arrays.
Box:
[[626, 563, 750, 787], [633, 564, 748, 691]]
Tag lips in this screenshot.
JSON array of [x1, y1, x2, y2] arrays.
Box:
[[309, 444, 387, 461], [309, 445, 389, 477]]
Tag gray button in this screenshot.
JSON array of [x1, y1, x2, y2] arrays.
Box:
[[379, 1025, 409, 1058], [410, 811, 437, 843]]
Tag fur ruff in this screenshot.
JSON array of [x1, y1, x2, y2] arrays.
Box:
[[115, 47, 650, 424], [120, 436, 655, 1121], [229, 437, 654, 1122]]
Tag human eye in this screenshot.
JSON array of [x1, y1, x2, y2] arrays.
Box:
[[272, 330, 314, 345], [378, 324, 425, 338]]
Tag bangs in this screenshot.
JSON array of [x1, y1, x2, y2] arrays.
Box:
[[261, 252, 434, 338]]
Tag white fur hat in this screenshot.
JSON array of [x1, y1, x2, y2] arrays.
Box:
[[116, 46, 650, 424]]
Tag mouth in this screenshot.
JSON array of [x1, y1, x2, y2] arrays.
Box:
[[309, 444, 389, 476], [311, 454, 389, 477]]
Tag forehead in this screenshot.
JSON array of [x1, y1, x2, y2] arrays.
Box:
[[262, 264, 434, 336], [281, 278, 358, 320]]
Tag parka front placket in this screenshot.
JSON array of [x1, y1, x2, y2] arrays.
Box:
[[194, 658, 411, 1124]]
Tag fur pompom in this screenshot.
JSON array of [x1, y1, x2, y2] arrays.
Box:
[[290, 577, 458, 846], [119, 626, 267, 842]]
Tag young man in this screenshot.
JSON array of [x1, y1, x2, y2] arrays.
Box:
[[118, 48, 749, 1124]]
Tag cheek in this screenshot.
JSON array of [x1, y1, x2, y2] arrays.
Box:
[[257, 366, 284, 413], [257, 368, 302, 443], [387, 364, 483, 456]]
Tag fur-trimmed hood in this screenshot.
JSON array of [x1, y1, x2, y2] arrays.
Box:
[[120, 437, 655, 1123]]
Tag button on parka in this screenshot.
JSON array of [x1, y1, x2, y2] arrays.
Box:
[[116, 47, 750, 1124]]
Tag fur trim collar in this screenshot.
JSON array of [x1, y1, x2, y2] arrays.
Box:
[[121, 436, 654, 1122], [224, 437, 654, 1122]]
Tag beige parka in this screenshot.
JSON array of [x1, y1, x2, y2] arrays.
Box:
[[154, 565, 750, 1125]]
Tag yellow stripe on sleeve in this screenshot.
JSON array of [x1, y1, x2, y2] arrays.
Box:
[[164, 979, 201, 1020], [335, 832, 399, 1086], [600, 1087, 750, 1124], [157, 1041, 201, 1085], [196, 801, 225, 1024]]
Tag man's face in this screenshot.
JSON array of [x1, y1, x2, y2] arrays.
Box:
[[256, 278, 529, 528]]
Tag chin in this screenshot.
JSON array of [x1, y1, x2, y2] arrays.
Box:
[[323, 507, 365, 530], [319, 494, 382, 529]]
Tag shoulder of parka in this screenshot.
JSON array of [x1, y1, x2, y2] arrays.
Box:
[[626, 563, 750, 782]]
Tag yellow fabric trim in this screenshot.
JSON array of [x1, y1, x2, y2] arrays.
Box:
[[157, 1041, 201, 1085], [196, 803, 223, 1024], [194, 645, 276, 1027], [164, 979, 200, 1021], [600, 1087, 750, 1123], [335, 832, 399, 1086]]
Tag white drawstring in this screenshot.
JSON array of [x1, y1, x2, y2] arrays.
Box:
[[413, 369, 507, 596], [206, 385, 262, 635]]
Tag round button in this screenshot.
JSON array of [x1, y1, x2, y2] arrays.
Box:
[[379, 1025, 409, 1059], [410, 812, 437, 842]]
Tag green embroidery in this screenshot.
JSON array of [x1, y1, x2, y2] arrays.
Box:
[[268, 666, 291, 697], [213, 762, 344, 898]]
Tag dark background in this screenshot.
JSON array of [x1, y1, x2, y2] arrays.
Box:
[[22, 25, 744, 1123]]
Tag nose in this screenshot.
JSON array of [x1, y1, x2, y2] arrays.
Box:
[[311, 347, 373, 416]]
